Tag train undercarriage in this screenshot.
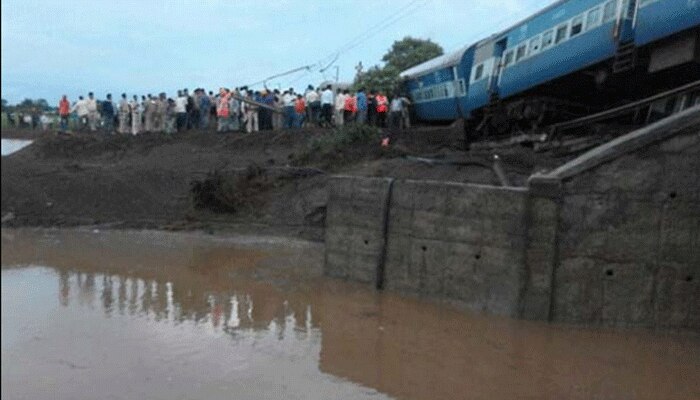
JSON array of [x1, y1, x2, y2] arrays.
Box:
[[467, 28, 700, 146]]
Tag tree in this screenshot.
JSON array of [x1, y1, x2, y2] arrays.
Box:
[[382, 37, 444, 72], [354, 36, 443, 95], [35, 98, 50, 111], [1, 98, 7, 112]]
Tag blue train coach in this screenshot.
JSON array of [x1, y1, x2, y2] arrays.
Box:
[[401, 0, 700, 133]]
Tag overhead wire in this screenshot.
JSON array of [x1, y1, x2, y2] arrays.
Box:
[[246, 0, 429, 89]]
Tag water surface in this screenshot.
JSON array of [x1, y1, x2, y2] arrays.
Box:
[[1, 138, 33, 156], [2, 228, 699, 400]]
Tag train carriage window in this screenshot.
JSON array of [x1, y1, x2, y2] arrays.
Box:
[[586, 7, 602, 30], [529, 36, 541, 55], [570, 15, 584, 37], [603, 0, 617, 23], [474, 64, 485, 81], [515, 44, 527, 62], [555, 23, 569, 44], [541, 30, 554, 50], [503, 50, 514, 67]]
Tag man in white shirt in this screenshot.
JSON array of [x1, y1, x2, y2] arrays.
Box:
[[282, 89, 296, 129], [86, 92, 99, 132], [72, 96, 89, 130], [334, 89, 346, 126], [389, 96, 403, 129], [174, 91, 188, 132], [305, 88, 320, 126], [320, 85, 334, 127]]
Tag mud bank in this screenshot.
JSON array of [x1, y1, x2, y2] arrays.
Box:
[[1, 125, 568, 240]]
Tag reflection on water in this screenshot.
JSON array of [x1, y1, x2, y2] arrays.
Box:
[[2, 228, 699, 400], [1, 138, 33, 156]]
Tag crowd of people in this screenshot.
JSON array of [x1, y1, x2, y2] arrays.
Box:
[[43, 85, 412, 135]]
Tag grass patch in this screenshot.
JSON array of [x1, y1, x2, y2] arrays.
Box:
[[293, 124, 384, 167]]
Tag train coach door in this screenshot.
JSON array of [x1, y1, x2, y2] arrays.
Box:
[[615, 0, 639, 43], [489, 38, 508, 98], [613, 0, 639, 73]]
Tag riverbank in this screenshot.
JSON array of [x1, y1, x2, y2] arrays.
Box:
[[1, 126, 570, 240]]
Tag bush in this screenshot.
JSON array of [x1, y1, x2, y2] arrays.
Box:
[[295, 124, 382, 166]]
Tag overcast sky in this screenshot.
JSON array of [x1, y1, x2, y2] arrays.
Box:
[[1, 0, 550, 103]]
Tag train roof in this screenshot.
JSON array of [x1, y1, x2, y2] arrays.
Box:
[[399, 0, 567, 79], [399, 44, 472, 79], [474, 0, 567, 47]]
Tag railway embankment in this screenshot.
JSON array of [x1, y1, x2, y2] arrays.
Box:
[[325, 106, 700, 329]]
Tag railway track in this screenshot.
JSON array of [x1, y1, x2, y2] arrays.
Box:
[[470, 80, 700, 155]]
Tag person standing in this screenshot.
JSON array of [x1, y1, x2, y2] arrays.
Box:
[[86, 92, 99, 132], [305, 87, 320, 126], [174, 90, 187, 132], [334, 88, 346, 126], [271, 89, 283, 130], [282, 89, 296, 129], [243, 91, 260, 133], [216, 88, 231, 133], [199, 89, 211, 130], [102, 94, 115, 133], [72, 96, 89, 130], [186, 89, 198, 130], [118, 93, 130, 134], [320, 85, 334, 127], [389, 95, 403, 129], [375, 91, 388, 128], [164, 98, 177, 134], [228, 92, 240, 132], [294, 94, 306, 128], [355, 88, 367, 125], [400, 95, 412, 129], [367, 90, 377, 126], [143, 94, 154, 132], [58, 95, 70, 132], [154, 93, 167, 133], [130, 95, 142, 135], [343, 90, 357, 124]]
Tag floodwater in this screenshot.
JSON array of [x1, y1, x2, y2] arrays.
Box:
[[1, 138, 32, 156], [2, 229, 699, 400]]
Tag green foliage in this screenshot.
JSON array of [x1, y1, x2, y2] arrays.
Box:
[[382, 37, 444, 72], [354, 36, 443, 95], [1, 98, 7, 112], [295, 124, 381, 166]]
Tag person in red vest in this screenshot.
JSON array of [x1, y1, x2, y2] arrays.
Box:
[[58, 95, 71, 132], [343, 90, 357, 124], [375, 92, 388, 127], [294, 94, 306, 128]]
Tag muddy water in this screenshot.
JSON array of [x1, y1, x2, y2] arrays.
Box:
[[1, 139, 33, 156], [2, 229, 699, 400]]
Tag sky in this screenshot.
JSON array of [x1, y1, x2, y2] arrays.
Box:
[[1, 0, 552, 104]]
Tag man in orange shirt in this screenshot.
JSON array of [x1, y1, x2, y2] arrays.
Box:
[[294, 94, 306, 128], [343, 90, 357, 124], [58, 95, 71, 132]]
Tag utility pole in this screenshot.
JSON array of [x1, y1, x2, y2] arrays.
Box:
[[334, 66, 339, 85]]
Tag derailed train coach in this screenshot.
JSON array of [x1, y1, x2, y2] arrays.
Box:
[[401, 0, 700, 135]]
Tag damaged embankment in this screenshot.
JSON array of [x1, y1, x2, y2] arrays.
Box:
[[1, 125, 565, 239]]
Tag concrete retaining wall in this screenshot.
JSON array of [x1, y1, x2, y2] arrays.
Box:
[[325, 107, 700, 329], [384, 181, 528, 316]]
